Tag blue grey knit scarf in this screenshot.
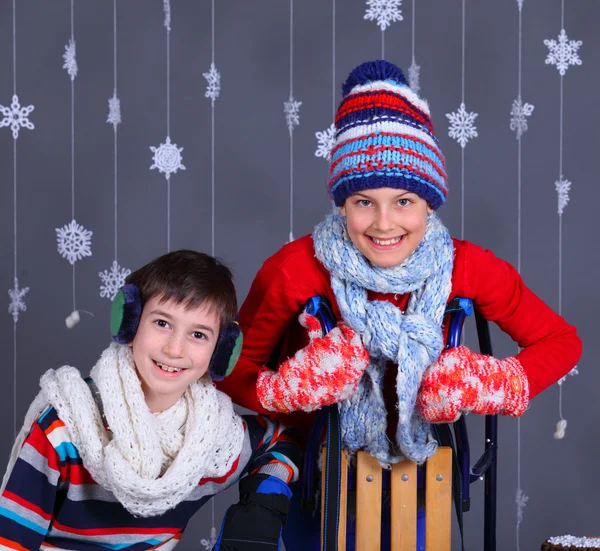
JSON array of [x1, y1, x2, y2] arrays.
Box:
[[312, 212, 454, 465]]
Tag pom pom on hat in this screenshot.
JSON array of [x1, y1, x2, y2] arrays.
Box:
[[341, 60, 408, 96]]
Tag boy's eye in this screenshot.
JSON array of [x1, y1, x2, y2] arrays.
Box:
[[154, 319, 169, 329], [398, 198, 411, 207], [192, 332, 207, 340], [357, 199, 372, 207]]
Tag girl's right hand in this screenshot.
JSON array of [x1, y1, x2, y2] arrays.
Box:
[[256, 309, 370, 413]]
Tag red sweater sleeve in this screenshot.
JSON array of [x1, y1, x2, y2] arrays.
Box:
[[216, 236, 333, 415], [458, 240, 582, 398]]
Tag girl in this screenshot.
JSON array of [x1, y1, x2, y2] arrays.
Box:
[[216, 60, 581, 549]]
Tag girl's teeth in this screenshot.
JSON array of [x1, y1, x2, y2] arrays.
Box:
[[157, 362, 182, 373], [372, 236, 402, 246]]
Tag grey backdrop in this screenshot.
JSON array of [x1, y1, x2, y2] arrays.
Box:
[[0, 1, 598, 549]]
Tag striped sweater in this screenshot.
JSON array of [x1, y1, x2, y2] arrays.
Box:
[[0, 406, 300, 551]]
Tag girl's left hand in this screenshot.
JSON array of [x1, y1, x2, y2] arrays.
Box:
[[416, 345, 529, 423]]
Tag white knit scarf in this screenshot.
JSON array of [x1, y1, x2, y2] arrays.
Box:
[[2, 343, 245, 517]]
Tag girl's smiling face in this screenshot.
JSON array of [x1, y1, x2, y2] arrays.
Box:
[[340, 187, 432, 268]]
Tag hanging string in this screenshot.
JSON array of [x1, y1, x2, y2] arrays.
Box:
[[332, 0, 336, 117], [71, 0, 77, 312], [166, 2, 171, 252], [460, 0, 465, 241], [114, 0, 118, 261], [545, 0, 582, 436], [211, 0, 215, 255], [12, 0, 17, 438]]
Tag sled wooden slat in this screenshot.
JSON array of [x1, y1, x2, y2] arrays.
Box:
[[356, 451, 382, 551], [390, 458, 417, 550], [425, 447, 452, 551]]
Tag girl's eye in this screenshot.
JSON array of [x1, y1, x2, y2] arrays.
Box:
[[358, 199, 372, 207], [398, 198, 411, 207], [154, 319, 169, 329], [192, 332, 207, 340]]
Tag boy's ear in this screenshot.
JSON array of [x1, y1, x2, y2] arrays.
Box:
[[110, 284, 143, 344]]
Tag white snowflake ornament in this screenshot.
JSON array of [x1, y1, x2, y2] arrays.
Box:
[[99, 261, 131, 300], [163, 0, 171, 32], [557, 365, 579, 386], [0, 95, 35, 139], [56, 219, 93, 265], [150, 136, 186, 180], [63, 38, 78, 80], [408, 60, 421, 95], [200, 527, 217, 550], [8, 277, 29, 323], [555, 177, 571, 215], [107, 92, 121, 129], [447, 102, 478, 148], [315, 123, 336, 161], [510, 97, 534, 139], [364, 0, 403, 31], [517, 0, 524, 11], [203, 63, 221, 103], [515, 487, 529, 525], [544, 29, 582, 76], [284, 95, 302, 135]]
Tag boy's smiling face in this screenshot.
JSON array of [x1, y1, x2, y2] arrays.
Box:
[[130, 295, 221, 412], [340, 187, 433, 268]]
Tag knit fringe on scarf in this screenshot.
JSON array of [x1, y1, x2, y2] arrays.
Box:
[[313, 212, 454, 466], [1, 343, 244, 517]]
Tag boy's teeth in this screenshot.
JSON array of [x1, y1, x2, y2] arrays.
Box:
[[157, 362, 182, 373], [371, 236, 402, 245]]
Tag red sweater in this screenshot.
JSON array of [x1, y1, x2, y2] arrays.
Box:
[[217, 235, 581, 433]]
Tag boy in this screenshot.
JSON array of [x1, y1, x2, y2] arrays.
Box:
[[216, 61, 582, 549], [0, 250, 299, 551]]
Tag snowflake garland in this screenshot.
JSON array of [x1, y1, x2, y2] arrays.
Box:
[[56, 219, 93, 265], [200, 527, 217, 550], [150, 136, 186, 180], [63, 38, 78, 80], [284, 95, 302, 135], [163, 0, 171, 32], [555, 177, 571, 216], [203, 63, 221, 103], [557, 365, 579, 386], [544, 29, 582, 76], [515, 487, 529, 525], [99, 261, 131, 301], [364, 0, 403, 32], [107, 93, 121, 129], [446, 102, 478, 148], [0, 95, 35, 140], [510, 97, 534, 139], [315, 123, 336, 161], [408, 60, 421, 95], [8, 277, 29, 323]]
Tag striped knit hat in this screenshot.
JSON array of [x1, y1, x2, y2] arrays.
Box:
[[328, 60, 448, 210]]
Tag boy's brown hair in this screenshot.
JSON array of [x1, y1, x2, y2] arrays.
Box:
[[126, 249, 237, 331]]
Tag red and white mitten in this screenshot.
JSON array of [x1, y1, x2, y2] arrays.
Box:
[[417, 345, 529, 424], [256, 310, 370, 413]]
